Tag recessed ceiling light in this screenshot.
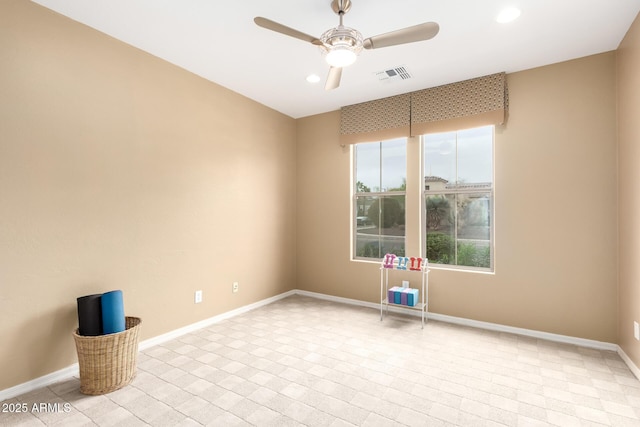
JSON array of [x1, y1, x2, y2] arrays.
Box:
[[306, 74, 321, 83], [496, 7, 521, 23]]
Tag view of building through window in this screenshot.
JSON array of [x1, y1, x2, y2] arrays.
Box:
[[423, 125, 494, 269], [353, 126, 494, 271]]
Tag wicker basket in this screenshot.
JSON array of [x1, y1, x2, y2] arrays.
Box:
[[73, 316, 142, 395]]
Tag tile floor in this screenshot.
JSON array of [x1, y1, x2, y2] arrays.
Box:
[[2, 295, 640, 426]]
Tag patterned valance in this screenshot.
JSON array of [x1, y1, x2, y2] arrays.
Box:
[[411, 72, 509, 135], [339, 72, 508, 144], [339, 94, 411, 145]]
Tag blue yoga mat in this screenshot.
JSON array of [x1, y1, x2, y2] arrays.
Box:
[[101, 290, 125, 334], [77, 294, 103, 336]]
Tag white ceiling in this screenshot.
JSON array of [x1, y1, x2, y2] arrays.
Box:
[[32, 0, 640, 119]]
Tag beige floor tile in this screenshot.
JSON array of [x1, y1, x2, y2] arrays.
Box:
[[280, 399, 315, 423], [0, 408, 45, 426], [240, 404, 280, 425], [301, 408, 338, 427], [91, 406, 139, 427], [4, 295, 640, 426], [174, 395, 209, 418], [203, 411, 250, 427], [486, 406, 519, 425], [575, 404, 612, 425], [601, 399, 638, 419], [459, 397, 491, 419], [48, 410, 93, 426], [546, 409, 583, 427], [210, 390, 243, 411]]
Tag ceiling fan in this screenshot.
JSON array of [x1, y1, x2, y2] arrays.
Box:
[[254, 0, 439, 90]]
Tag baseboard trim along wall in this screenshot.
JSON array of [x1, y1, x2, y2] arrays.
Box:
[[0, 364, 79, 404], [618, 346, 640, 381], [138, 290, 296, 352], [296, 290, 639, 381], [0, 290, 296, 402], [294, 290, 620, 351], [1, 288, 637, 401]]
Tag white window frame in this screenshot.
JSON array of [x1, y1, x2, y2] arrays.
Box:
[[350, 128, 494, 273], [352, 139, 407, 261], [421, 126, 495, 272]]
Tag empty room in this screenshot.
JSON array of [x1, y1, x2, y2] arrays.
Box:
[[2, 0, 640, 425]]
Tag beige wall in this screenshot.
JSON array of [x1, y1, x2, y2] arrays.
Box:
[[618, 13, 640, 369], [0, 1, 297, 390], [297, 52, 619, 343]]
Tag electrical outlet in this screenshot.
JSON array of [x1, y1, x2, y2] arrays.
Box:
[[194, 290, 203, 304], [402, 280, 410, 288], [634, 321, 639, 341], [232, 282, 239, 293]]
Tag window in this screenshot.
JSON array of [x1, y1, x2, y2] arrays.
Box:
[[351, 127, 494, 271], [423, 126, 494, 270], [353, 138, 406, 260]]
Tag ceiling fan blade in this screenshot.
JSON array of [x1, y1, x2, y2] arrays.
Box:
[[254, 17, 323, 45], [363, 22, 439, 49], [325, 66, 342, 91]]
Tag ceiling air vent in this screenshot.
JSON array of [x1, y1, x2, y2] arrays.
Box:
[[375, 66, 412, 83]]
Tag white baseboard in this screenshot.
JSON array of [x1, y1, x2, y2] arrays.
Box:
[[296, 289, 619, 352], [618, 346, 640, 381], [139, 290, 295, 351], [0, 364, 78, 403], [427, 312, 619, 351], [295, 289, 381, 310], [0, 290, 295, 402], [1, 288, 635, 401]]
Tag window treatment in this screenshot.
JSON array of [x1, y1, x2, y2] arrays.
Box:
[[339, 72, 508, 144], [339, 93, 411, 145], [410, 72, 508, 135]]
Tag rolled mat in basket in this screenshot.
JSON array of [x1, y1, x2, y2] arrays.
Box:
[[73, 316, 142, 395], [101, 290, 125, 334], [77, 294, 103, 336]]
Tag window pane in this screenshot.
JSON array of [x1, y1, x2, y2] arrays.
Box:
[[381, 139, 406, 191], [355, 195, 405, 259], [457, 193, 491, 240], [356, 139, 407, 193], [457, 193, 491, 268], [423, 132, 456, 185], [355, 195, 379, 258], [425, 193, 492, 268], [355, 143, 380, 192], [458, 126, 493, 184], [379, 195, 405, 256], [425, 194, 455, 265]]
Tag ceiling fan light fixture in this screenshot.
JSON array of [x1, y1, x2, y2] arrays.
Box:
[[325, 46, 358, 67], [496, 7, 521, 23], [254, 0, 439, 90], [320, 25, 363, 68], [306, 74, 321, 83]]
